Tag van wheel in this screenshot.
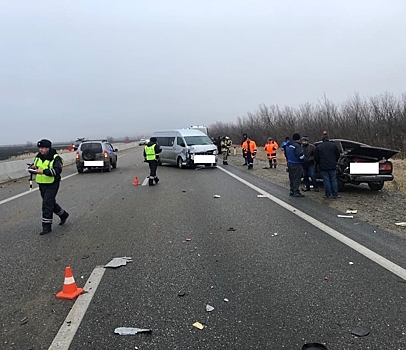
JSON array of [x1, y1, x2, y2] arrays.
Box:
[[177, 157, 184, 169], [368, 181, 384, 191]]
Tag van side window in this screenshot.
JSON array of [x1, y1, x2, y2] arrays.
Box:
[[177, 137, 185, 147], [155, 137, 175, 147], [169, 137, 175, 146]]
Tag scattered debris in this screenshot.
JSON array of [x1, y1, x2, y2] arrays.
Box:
[[273, 233, 278, 236], [337, 215, 354, 219], [227, 227, 236, 232], [349, 262, 354, 265], [257, 194, 267, 198], [395, 222, 406, 226], [178, 291, 186, 297], [324, 276, 329, 281], [185, 238, 191, 242], [114, 327, 152, 335], [182, 190, 187, 193], [351, 326, 370, 337], [193, 322, 204, 330], [302, 343, 327, 350], [213, 195, 221, 198], [20, 317, 28, 325], [346, 209, 358, 214], [224, 298, 229, 302], [206, 305, 214, 312], [104, 257, 133, 268], [81, 255, 90, 260]]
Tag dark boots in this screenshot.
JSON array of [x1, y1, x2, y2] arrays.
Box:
[[154, 177, 159, 185], [149, 178, 155, 186], [40, 224, 52, 235], [59, 211, 69, 225]]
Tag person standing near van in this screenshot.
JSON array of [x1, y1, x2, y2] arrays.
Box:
[[242, 136, 257, 169], [29, 139, 69, 235], [221, 136, 232, 165], [144, 137, 162, 186]]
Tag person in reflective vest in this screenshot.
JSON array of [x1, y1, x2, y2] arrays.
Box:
[[241, 136, 257, 169], [29, 139, 69, 235], [264, 137, 279, 168], [143, 137, 162, 186]]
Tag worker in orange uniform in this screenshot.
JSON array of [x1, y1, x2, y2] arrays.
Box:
[[264, 137, 279, 168], [242, 136, 257, 169]]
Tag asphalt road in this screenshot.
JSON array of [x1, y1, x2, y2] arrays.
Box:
[[1, 147, 406, 350]]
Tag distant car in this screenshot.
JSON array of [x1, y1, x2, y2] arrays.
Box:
[[75, 140, 118, 173], [139, 139, 147, 146], [314, 139, 399, 191]]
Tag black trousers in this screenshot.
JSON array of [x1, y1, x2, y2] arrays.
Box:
[[288, 163, 303, 194], [39, 182, 64, 227], [148, 160, 158, 179]]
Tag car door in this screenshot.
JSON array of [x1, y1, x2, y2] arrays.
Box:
[[175, 136, 187, 161]]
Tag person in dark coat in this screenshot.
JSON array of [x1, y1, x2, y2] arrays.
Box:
[[301, 136, 319, 192], [314, 133, 341, 199], [285, 133, 305, 197]]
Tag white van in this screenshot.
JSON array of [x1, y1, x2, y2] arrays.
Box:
[[150, 129, 218, 168]]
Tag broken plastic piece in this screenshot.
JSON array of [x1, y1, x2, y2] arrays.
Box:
[[346, 209, 358, 214], [104, 257, 133, 268], [178, 291, 186, 297], [185, 238, 191, 241], [302, 343, 327, 350], [20, 317, 28, 325], [114, 327, 152, 335], [273, 233, 278, 236], [337, 215, 354, 219], [213, 195, 221, 198], [351, 326, 370, 337], [324, 276, 329, 281], [193, 322, 204, 330], [227, 228, 236, 232], [349, 262, 354, 265], [224, 298, 229, 302], [206, 305, 214, 312], [257, 194, 267, 198], [395, 222, 406, 226]]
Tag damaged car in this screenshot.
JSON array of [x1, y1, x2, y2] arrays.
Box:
[[314, 139, 399, 191]]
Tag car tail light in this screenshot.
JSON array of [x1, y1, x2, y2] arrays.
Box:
[[75, 152, 80, 160], [104, 151, 108, 158], [379, 162, 392, 171]]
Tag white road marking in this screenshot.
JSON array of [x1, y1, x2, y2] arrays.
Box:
[[218, 166, 406, 281], [48, 266, 106, 350], [0, 151, 135, 206], [141, 177, 149, 186]]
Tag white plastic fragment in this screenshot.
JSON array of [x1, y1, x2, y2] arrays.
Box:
[[105, 257, 133, 268], [206, 305, 214, 312], [224, 298, 229, 302], [349, 262, 354, 265], [193, 322, 204, 330], [346, 210, 358, 214], [114, 327, 151, 335], [395, 222, 406, 226], [337, 215, 354, 219], [213, 195, 221, 198], [257, 195, 267, 198], [273, 233, 278, 236]]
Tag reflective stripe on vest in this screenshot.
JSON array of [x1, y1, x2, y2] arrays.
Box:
[[144, 145, 156, 161], [34, 153, 60, 184]]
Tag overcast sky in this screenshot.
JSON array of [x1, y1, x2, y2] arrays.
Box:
[[1, 0, 406, 145]]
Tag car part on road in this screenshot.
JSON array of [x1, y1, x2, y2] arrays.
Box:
[[351, 326, 370, 337], [337, 215, 354, 219], [213, 194, 221, 198], [346, 209, 358, 214], [395, 222, 406, 226], [104, 257, 133, 268], [192, 322, 204, 330], [178, 291, 186, 297], [114, 327, 152, 335], [302, 343, 328, 350], [227, 227, 236, 231]]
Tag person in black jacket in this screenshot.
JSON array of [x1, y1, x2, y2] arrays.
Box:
[[301, 136, 319, 192], [314, 133, 341, 199], [29, 139, 69, 235], [241, 133, 248, 165]]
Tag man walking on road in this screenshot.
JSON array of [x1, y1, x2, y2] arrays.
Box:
[[314, 132, 341, 199], [144, 137, 162, 186], [241, 136, 257, 169], [29, 139, 69, 235], [285, 133, 305, 197], [301, 136, 319, 192]]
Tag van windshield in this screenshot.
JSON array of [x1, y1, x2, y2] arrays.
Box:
[[184, 136, 213, 146]]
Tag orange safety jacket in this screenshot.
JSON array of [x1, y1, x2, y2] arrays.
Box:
[[264, 141, 279, 156], [242, 139, 257, 155]]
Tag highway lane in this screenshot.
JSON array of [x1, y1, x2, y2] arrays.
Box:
[[1, 148, 406, 349]]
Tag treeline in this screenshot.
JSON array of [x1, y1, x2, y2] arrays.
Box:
[[209, 93, 405, 156]]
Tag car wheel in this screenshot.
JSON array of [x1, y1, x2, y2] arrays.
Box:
[[337, 178, 345, 192], [368, 181, 384, 191], [177, 157, 184, 169], [77, 167, 84, 173]]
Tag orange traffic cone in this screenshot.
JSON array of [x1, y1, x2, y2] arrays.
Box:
[[56, 266, 84, 300], [133, 176, 140, 186]]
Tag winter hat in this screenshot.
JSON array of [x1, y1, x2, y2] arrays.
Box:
[[150, 137, 157, 142], [292, 133, 301, 141], [37, 139, 52, 148], [301, 136, 309, 141]]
